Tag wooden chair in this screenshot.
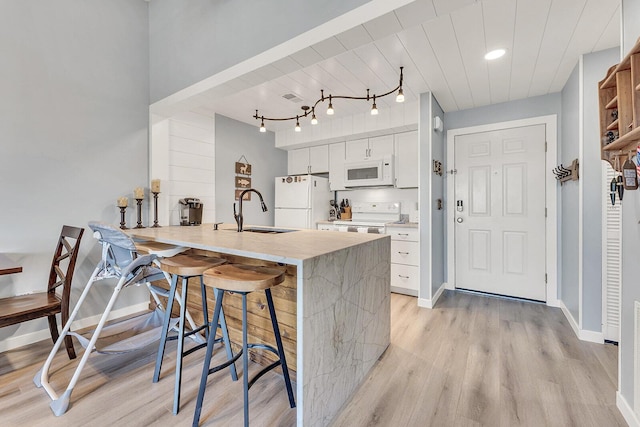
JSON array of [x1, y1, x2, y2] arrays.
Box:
[[0, 225, 84, 359]]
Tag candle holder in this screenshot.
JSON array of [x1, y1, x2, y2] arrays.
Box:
[[135, 198, 145, 229], [119, 206, 128, 230], [152, 191, 161, 228]]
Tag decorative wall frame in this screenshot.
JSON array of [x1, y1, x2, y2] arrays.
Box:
[[235, 155, 252, 200]]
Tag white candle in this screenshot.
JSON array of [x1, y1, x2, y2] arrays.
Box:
[[117, 197, 128, 208], [151, 179, 160, 193], [134, 187, 144, 199]]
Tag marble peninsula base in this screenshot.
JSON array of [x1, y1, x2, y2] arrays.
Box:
[[300, 238, 390, 426]]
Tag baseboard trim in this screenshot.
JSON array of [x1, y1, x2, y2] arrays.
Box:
[[558, 300, 604, 344], [0, 302, 150, 353], [617, 391, 640, 427], [417, 283, 446, 309], [546, 297, 561, 308]]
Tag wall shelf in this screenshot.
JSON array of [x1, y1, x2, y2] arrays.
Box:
[[599, 37, 640, 171]]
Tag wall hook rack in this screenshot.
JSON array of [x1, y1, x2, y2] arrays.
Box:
[[552, 159, 579, 184]]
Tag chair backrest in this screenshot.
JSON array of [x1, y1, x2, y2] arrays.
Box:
[[46, 226, 84, 304]]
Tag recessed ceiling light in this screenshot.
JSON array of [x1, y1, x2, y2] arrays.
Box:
[[485, 49, 506, 60]]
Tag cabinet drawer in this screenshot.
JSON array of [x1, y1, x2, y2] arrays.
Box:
[[317, 224, 335, 231], [390, 264, 419, 291], [390, 241, 420, 265], [387, 227, 419, 241]]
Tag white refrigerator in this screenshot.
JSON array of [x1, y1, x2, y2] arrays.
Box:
[[274, 175, 331, 229]]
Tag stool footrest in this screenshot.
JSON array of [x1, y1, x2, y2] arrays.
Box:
[[206, 351, 243, 377], [182, 342, 207, 358]]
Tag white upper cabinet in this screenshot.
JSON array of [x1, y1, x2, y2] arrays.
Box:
[[345, 135, 394, 160], [329, 142, 346, 191], [394, 131, 418, 188], [287, 145, 329, 175]]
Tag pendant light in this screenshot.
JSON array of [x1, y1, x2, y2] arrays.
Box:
[[326, 95, 334, 115], [370, 95, 378, 115], [294, 116, 301, 132]]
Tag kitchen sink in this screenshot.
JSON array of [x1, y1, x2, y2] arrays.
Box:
[[230, 227, 297, 234]]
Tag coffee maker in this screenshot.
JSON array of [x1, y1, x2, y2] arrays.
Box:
[[179, 198, 203, 226]]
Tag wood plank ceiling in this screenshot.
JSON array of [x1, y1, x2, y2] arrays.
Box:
[[191, 0, 620, 132]]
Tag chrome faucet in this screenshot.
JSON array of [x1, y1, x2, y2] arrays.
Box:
[[234, 188, 268, 232]]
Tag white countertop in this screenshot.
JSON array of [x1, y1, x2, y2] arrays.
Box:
[[317, 220, 419, 228], [128, 223, 388, 265]]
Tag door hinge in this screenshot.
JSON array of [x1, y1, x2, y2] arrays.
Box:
[[545, 273, 548, 284]]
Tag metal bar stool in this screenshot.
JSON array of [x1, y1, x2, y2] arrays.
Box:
[[154, 253, 238, 415], [193, 264, 296, 427]]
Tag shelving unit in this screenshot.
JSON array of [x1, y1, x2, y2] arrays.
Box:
[[599, 37, 640, 170]]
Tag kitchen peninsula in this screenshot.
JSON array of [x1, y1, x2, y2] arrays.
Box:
[[129, 223, 390, 426]]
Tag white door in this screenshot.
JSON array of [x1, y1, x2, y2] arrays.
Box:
[[275, 177, 310, 209], [454, 124, 546, 301], [274, 208, 310, 229]]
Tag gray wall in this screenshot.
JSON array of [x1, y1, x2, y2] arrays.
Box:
[[214, 115, 287, 226], [620, 0, 639, 406], [148, 0, 370, 103], [445, 93, 562, 132], [431, 97, 446, 296], [560, 63, 580, 322], [582, 47, 620, 332], [0, 1, 150, 343]]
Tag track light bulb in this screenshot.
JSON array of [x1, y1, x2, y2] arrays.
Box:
[[327, 95, 334, 115], [371, 96, 378, 115], [311, 112, 318, 125], [295, 116, 301, 132], [396, 87, 404, 103], [259, 118, 266, 132]]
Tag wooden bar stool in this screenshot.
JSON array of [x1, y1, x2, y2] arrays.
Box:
[[154, 253, 238, 415], [193, 264, 296, 427]]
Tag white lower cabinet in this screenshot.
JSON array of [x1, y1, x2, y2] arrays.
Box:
[[387, 226, 420, 296], [317, 223, 335, 231]]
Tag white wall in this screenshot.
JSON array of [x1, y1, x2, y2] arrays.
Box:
[[0, 1, 150, 350]]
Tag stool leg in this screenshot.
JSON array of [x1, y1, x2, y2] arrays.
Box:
[[153, 273, 178, 383], [200, 276, 209, 341], [266, 288, 296, 408], [242, 293, 249, 427], [193, 288, 225, 427], [219, 305, 238, 381], [173, 276, 189, 415]]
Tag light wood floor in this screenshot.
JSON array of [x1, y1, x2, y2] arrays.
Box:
[[0, 291, 626, 426]]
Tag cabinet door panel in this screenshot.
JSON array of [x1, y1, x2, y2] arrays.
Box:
[[369, 134, 394, 158], [309, 145, 329, 173], [288, 148, 310, 175], [329, 142, 346, 190], [345, 138, 369, 160]]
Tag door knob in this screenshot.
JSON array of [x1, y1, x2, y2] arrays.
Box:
[[456, 217, 463, 223]]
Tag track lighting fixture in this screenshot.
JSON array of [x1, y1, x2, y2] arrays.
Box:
[[253, 67, 405, 132]]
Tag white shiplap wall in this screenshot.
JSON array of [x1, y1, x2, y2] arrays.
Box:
[[166, 112, 216, 225]]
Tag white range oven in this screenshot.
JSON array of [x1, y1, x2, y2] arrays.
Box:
[[332, 201, 400, 234]]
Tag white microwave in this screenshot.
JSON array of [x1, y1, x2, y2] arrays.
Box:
[[344, 155, 394, 187]]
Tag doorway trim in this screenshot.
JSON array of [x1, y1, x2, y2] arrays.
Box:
[[446, 115, 558, 307]]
